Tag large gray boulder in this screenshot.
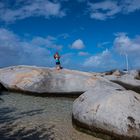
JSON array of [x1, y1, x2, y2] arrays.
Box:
[[104, 70, 140, 93], [0, 65, 98, 94], [73, 81, 140, 139]]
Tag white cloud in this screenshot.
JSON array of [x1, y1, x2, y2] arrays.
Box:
[[78, 51, 89, 56], [31, 36, 63, 50], [114, 33, 140, 54], [88, 0, 140, 20], [0, 0, 65, 22], [71, 39, 85, 49], [88, 1, 121, 20], [0, 29, 21, 66], [60, 52, 84, 70], [83, 33, 140, 71], [0, 28, 63, 67], [122, 0, 140, 13], [113, 33, 140, 68], [83, 49, 116, 70], [61, 53, 74, 65]]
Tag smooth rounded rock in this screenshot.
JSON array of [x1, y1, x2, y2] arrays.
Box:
[[0, 65, 98, 94], [73, 81, 140, 139]]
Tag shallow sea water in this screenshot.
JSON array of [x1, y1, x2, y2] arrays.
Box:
[[0, 92, 102, 140]]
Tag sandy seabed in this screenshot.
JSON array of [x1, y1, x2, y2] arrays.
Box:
[[0, 91, 102, 140]]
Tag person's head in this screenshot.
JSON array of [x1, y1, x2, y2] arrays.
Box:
[[54, 52, 60, 59]]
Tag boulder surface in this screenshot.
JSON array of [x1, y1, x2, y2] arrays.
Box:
[[0, 65, 98, 94], [1, 65, 140, 139], [104, 70, 140, 93], [73, 80, 140, 139]]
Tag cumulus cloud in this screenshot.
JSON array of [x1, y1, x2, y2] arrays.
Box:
[[83, 33, 140, 71], [88, 1, 121, 20], [83, 49, 117, 70], [80, 33, 140, 71], [0, 0, 65, 22], [114, 33, 140, 54], [71, 39, 85, 49], [113, 33, 140, 68], [88, 0, 140, 20], [122, 0, 140, 13], [0, 28, 63, 67]]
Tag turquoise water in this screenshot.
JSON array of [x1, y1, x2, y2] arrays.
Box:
[[0, 92, 101, 140]]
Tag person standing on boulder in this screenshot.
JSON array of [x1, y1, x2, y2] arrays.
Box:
[[54, 52, 62, 70]]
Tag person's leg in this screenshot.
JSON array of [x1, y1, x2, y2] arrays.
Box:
[[56, 65, 60, 70], [56, 62, 61, 70]]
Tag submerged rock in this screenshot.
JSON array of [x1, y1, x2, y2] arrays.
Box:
[[73, 80, 140, 139], [0, 65, 98, 94]]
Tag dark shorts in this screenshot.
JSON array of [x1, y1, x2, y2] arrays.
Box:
[[56, 62, 60, 65]]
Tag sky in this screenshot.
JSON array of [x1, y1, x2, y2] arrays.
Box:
[[0, 0, 140, 72]]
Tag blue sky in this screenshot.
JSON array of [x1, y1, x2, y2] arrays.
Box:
[[0, 0, 140, 72]]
